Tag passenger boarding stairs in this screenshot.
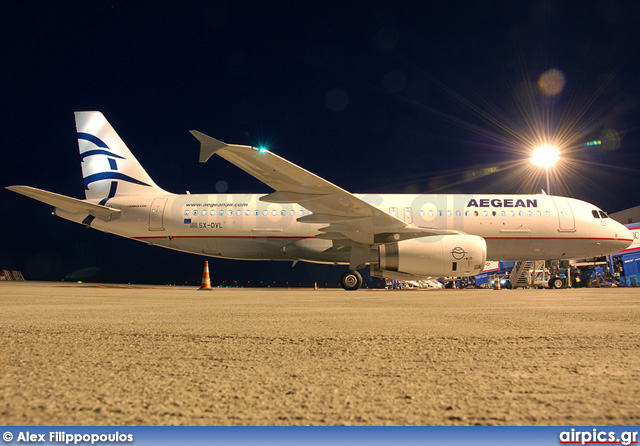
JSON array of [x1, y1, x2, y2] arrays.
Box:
[[509, 261, 547, 288]]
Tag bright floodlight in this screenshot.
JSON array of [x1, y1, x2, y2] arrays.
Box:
[[531, 144, 560, 168]]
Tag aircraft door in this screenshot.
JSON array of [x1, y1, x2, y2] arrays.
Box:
[[554, 199, 575, 232], [149, 198, 167, 230], [403, 207, 413, 224]]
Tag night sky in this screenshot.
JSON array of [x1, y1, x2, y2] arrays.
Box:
[[2, 1, 640, 286]]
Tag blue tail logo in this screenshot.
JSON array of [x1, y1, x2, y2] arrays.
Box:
[[78, 132, 151, 198]]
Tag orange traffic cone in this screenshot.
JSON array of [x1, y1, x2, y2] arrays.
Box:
[[199, 261, 213, 290]]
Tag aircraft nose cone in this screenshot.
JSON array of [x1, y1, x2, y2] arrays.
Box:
[[612, 224, 634, 252]]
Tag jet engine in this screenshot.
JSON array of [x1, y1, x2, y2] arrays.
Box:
[[375, 234, 487, 278]]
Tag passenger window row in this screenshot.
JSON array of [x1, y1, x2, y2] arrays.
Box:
[[413, 210, 552, 217], [185, 209, 313, 217], [185, 207, 579, 219]]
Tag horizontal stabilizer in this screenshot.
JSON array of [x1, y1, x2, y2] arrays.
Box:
[[6, 186, 121, 222]]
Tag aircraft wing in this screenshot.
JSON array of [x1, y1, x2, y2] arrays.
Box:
[[6, 186, 121, 222], [191, 131, 456, 244]]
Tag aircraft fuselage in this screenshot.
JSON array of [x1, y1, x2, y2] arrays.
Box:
[[56, 192, 632, 264]]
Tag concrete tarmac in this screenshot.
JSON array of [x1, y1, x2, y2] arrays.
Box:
[[1, 281, 639, 426]]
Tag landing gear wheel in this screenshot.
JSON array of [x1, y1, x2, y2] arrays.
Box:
[[549, 277, 564, 289], [341, 270, 363, 291]]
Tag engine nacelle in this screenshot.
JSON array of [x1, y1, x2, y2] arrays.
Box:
[[377, 234, 487, 277]]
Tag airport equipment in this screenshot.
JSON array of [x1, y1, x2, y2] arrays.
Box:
[[510, 261, 549, 288], [608, 223, 640, 286], [0, 270, 24, 281], [198, 261, 213, 290]]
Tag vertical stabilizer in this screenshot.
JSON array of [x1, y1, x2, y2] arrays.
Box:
[[75, 111, 167, 200]]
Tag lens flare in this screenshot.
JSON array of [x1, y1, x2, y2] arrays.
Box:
[[379, 53, 633, 198], [538, 69, 566, 96], [600, 128, 621, 151], [531, 145, 560, 168]]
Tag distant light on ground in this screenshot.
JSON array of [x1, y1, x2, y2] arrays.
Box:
[[531, 144, 560, 167], [538, 69, 566, 96]]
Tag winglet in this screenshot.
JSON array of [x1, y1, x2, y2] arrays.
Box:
[[190, 130, 228, 163]]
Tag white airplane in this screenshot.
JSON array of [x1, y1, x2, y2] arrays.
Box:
[[7, 112, 634, 290]]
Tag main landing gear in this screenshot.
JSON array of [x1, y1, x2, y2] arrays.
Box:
[[341, 270, 363, 290]]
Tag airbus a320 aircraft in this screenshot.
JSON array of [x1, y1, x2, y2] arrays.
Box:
[[7, 112, 633, 289]]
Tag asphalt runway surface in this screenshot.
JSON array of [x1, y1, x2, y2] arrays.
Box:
[[1, 282, 639, 426]]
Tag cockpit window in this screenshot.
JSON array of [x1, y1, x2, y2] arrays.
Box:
[[599, 211, 609, 219], [592, 210, 599, 218]]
